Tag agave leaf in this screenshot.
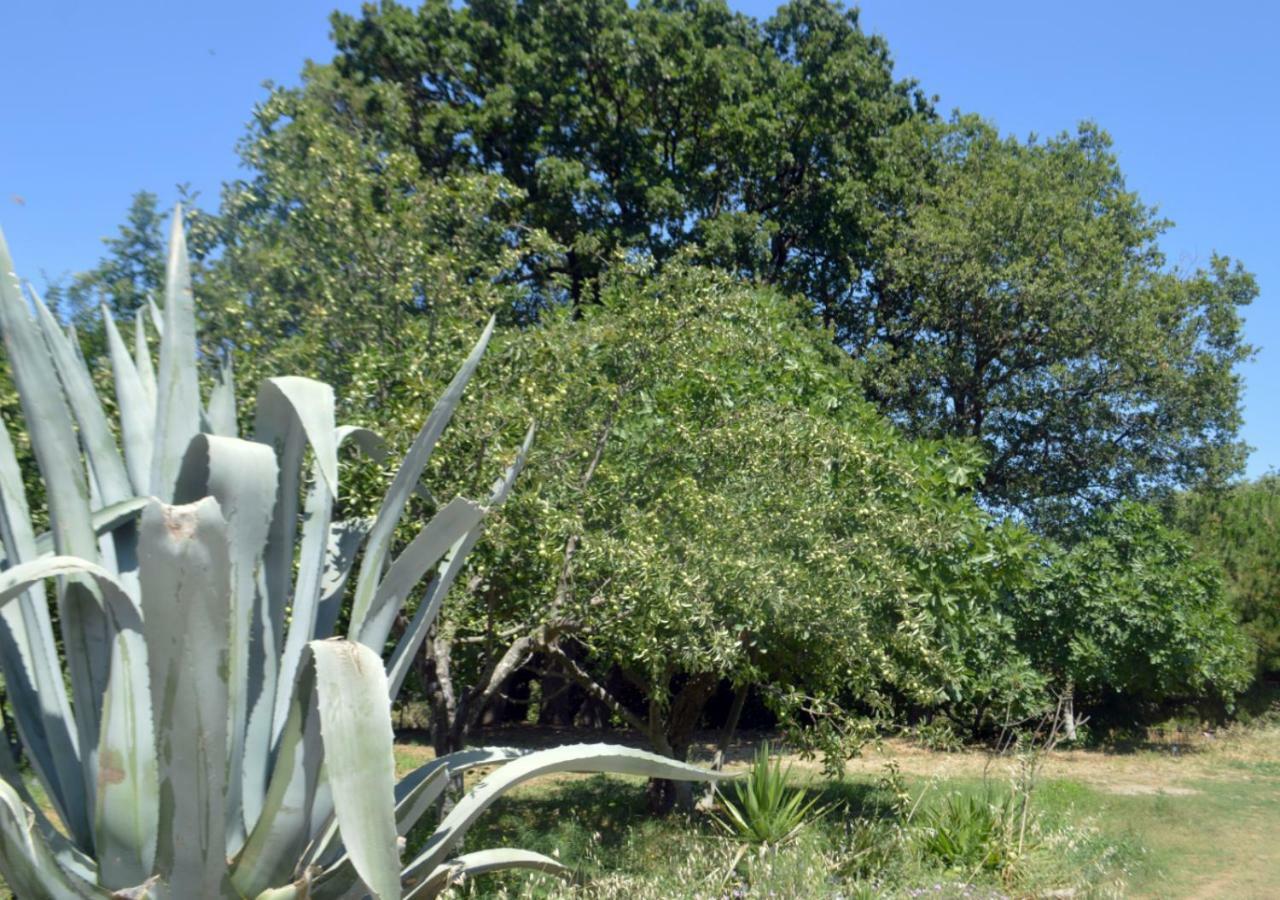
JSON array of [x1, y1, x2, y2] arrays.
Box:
[[394, 747, 526, 807], [306, 745, 528, 889], [356, 497, 485, 653], [255, 377, 339, 500], [272, 463, 333, 744], [403, 744, 731, 884], [273, 413, 386, 742], [0, 555, 140, 631], [0, 416, 84, 840], [174, 434, 279, 851], [335, 425, 387, 462], [251, 377, 339, 667], [248, 376, 337, 824], [0, 555, 148, 869], [309, 639, 401, 900], [150, 208, 202, 500], [407, 849, 571, 900], [146, 294, 165, 340], [313, 517, 371, 641], [385, 426, 532, 701], [0, 695, 98, 887], [385, 532, 479, 704], [230, 646, 326, 897], [205, 357, 238, 437], [31, 289, 132, 504], [94, 628, 158, 889], [299, 770, 447, 896], [102, 304, 155, 492], [134, 310, 157, 409], [0, 227, 104, 847], [139, 497, 231, 896], [348, 317, 495, 639], [20, 498, 152, 561], [0, 781, 105, 899]]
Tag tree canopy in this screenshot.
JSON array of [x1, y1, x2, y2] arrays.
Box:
[[328, 0, 929, 312], [859, 118, 1255, 523]]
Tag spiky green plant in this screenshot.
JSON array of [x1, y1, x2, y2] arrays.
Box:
[[712, 743, 827, 847], [0, 211, 727, 898]]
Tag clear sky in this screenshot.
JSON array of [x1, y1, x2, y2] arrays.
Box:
[[2, 1, 1275, 476]]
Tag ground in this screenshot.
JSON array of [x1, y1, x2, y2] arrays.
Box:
[[394, 722, 1280, 898]]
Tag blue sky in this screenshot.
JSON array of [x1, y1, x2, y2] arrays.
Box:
[[2, 0, 1275, 476]]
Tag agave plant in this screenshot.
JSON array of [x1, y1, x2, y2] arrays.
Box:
[[0, 211, 727, 898], [711, 743, 827, 848]]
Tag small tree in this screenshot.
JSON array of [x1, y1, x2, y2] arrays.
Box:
[[1017, 502, 1251, 735]]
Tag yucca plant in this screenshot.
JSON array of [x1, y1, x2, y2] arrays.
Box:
[[711, 743, 827, 848], [0, 211, 728, 898]]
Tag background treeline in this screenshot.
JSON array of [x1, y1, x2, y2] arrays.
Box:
[[18, 0, 1273, 763]]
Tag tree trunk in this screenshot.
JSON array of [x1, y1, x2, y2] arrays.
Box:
[[713, 683, 749, 771], [1061, 683, 1078, 742], [645, 672, 718, 814]]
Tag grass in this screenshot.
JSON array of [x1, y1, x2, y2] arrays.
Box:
[[3, 722, 1273, 897], [399, 721, 1280, 898]]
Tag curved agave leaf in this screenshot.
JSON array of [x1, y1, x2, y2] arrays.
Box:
[[385, 425, 533, 701], [308, 746, 528, 883], [248, 376, 337, 826], [0, 556, 140, 633], [174, 434, 279, 850], [310, 639, 401, 900], [407, 849, 570, 900], [348, 317, 495, 639], [274, 413, 386, 745], [403, 745, 732, 886], [0, 780, 105, 899], [0, 555, 150, 888], [0, 416, 83, 843]]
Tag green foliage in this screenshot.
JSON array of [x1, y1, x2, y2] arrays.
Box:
[[860, 116, 1255, 523], [1171, 475, 1280, 674], [917, 792, 1017, 874], [327, 0, 929, 310], [712, 743, 827, 846], [1021, 502, 1252, 705], [0, 219, 726, 897], [417, 263, 1031, 766]]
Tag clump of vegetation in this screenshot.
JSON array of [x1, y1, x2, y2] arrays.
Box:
[[916, 792, 1019, 874], [712, 743, 828, 847]]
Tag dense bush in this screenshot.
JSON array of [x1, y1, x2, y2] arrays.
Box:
[[1171, 476, 1280, 675], [1018, 503, 1251, 712]]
